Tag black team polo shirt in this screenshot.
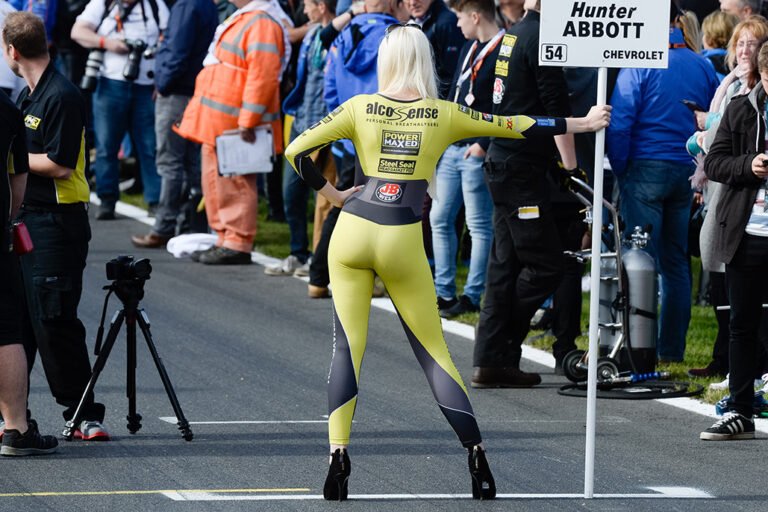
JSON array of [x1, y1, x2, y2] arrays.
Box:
[[17, 62, 89, 209]]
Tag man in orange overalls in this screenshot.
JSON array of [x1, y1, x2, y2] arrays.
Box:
[[176, 0, 288, 264]]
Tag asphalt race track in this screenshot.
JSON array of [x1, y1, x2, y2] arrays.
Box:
[[2, 208, 766, 512]]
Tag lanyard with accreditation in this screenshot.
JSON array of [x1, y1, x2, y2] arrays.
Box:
[[453, 29, 506, 106]]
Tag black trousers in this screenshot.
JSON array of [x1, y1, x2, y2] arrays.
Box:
[[18, 206, 105, 422], [725, 234, 768, 417], [709, 271, 730, 373], [309, 149, 356, 288], [551, 202, 585, 361], [474, 161, 564, 368]]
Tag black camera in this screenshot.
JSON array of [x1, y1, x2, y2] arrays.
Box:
[[106, 255, 152, 281], [123, 39, 148, 81], [79, 49, 105, 91]]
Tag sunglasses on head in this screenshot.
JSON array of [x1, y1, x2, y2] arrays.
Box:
[[385, 22, 423, 35]]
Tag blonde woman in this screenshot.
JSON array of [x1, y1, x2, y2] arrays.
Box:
[[285, 23, 610, 501]]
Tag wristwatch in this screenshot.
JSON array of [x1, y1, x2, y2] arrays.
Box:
[[346, 7, 356, 18]]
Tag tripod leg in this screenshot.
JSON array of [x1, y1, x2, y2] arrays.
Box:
[[63, 311, 125, 440], [126, 309, 142, 434], [136, 311, 194, 441]]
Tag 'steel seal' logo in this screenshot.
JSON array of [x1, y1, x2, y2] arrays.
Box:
[[377, 158, 416, 175], [381, 130, 422, 155], [375, 182, 404, 203]]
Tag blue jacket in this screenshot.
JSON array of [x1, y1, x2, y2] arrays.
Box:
[[11, 0, 56, 41], [607, 28, 719, 176], [324, 12, 397, 154], [154, 0, 217, 96], [701, 47, 728, 82], [283, 25, 319, 117]]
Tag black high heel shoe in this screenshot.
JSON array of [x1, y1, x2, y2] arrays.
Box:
[[468, 445, 496, 500], [323, 448, 351, 501]]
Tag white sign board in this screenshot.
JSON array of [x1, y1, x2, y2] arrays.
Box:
[[539, 0, 670, 69]]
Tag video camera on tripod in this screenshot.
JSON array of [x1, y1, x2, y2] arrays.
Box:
[[106, 254, 151, 281], [63, 255, 193, 441]]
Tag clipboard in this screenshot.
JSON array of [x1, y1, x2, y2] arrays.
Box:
[[215, 126, 274, 176]]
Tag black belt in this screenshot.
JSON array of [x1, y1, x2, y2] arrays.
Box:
[[21, 202, 89, 213]]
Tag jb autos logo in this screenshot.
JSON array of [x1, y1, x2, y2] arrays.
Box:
[[381, 131, 421, 156], [374, 182, 404, 203]]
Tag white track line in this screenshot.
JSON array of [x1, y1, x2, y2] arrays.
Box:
[[163, 486, 712, 501], [158, 417, 328, 425]]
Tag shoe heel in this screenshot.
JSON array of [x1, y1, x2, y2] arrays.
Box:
[[468, 445, 496, 500], [323, 448, 351, 501]]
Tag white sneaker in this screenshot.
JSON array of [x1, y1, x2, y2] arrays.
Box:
[[709, 374, 729, 391], [264, 255, 304, 276], [293, 257, 311, 277], [709, 373, 766, 391]]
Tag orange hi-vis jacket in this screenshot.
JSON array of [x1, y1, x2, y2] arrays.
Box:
[[175, 9, 284, 153]]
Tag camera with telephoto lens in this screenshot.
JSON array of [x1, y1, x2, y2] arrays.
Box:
[[122, 39, 148, 81], [106, 255, 152, 281], [79, 49, 105, 91]]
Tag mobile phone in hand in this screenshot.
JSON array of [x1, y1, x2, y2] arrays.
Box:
[[681, 99, 705, 112]]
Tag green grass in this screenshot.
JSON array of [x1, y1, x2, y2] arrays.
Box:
[[123, 192, 723, 403]]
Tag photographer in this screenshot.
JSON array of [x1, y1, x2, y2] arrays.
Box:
[[71, 0, 169, 220], [2, 12, 109, 441]]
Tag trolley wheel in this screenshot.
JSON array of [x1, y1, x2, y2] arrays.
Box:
[[596, 357, 620, 382], [562, 349, 587, 383]]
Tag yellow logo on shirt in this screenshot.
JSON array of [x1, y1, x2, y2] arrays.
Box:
[[24, 115, 41, 130], [495, 59, 509, 77], [499, 34, 516, 57]]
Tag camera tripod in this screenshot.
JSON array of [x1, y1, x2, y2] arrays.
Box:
[[62, 276, 193, 441]]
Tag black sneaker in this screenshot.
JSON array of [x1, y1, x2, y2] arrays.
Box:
[[437, 296, 458, 311], [199, 247, 252, 265], [1, 420, 58, 456], [440, 295, 480, 319], [471, 367, 542, 388], [700, 412, 755, 441], [687, 363, 727, 379], [96, 201, 116, 221], [190, 246, 218, 262]]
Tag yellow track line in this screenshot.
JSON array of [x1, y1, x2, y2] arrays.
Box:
[[0, 488, 310, 498]]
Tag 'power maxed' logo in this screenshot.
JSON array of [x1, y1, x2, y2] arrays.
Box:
[[375, 182, 404, 203], [377, 158, 416, 175], [381, 130, 421, 155], [366, 102, 439, 121]]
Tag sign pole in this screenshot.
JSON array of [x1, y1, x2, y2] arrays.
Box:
[[584, 65, 608, 499]]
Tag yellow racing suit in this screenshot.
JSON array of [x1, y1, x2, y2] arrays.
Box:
[[285, 93, 567, 447]]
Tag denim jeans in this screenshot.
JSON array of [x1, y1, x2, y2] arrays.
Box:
[[152, 94, 201, 236], [93, 77, 160, 204], [617, 159, 693, 361], [282, 128, 311, 261], [429, 144, 493, 304]]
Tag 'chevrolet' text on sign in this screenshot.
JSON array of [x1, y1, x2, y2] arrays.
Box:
[[539, 0, 670, 69]]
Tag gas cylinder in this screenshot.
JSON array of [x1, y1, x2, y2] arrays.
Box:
[[622, 226, 658, 373]]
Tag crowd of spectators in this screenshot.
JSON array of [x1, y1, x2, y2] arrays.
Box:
[[6, 0, 768, 452]]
